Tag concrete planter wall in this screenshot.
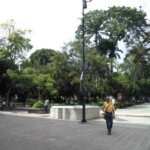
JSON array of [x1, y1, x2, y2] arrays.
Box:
[[0, 106, 14, 111], [50, 105, 100, 121], [27, 108, 48, 114]]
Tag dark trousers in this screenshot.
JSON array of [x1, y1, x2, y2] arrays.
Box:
[[105, 112, 113, 133], [45, 106, 48, 113]]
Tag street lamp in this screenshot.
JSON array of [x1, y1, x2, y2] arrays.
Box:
[[81, 0, 92, 123]]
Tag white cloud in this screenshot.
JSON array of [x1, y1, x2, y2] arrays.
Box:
[[0, 0, 150, 57]]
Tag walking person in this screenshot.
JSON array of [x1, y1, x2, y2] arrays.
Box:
[[44, 99, 49, 113], [102, 96, 115, 135], [10, 97, 15, 110]]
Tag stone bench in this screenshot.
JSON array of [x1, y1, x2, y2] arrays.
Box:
[[50, 105, 100, 121]]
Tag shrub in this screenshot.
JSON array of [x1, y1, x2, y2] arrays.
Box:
[[98, 101, 105, 106], [32, 100, 44, 108], [26, 99, 37, 107]]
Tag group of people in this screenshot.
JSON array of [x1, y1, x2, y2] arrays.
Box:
[[102, 96, 115, 135]]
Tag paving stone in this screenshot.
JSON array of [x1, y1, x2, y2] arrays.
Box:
[[0, 114, 150, 150]]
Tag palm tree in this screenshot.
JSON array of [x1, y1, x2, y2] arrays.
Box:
[[126, 44, 149, 81], [97, 38, 123, 74]]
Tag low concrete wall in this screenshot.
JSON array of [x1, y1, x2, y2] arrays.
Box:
[[50, 105, 100, 120], [28, 108, 48, 114], [0, 106, 15, 111]]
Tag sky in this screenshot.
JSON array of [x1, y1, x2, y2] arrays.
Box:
[[0, 0, 150, 58]]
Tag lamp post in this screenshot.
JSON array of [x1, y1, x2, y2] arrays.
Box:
[[81, 0, 92, 123]]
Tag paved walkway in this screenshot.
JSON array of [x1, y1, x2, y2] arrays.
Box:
[[99, 103, 150, 125], [115, 103, 150, 118], [0, 103, 150, 125], [0, 103, 150, 150]]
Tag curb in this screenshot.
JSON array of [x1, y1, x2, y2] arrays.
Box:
[[116, 114, 150, 118]]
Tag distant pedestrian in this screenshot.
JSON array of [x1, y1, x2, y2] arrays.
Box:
[[1, 101, 6, 110], [2, 101, 6, 107], [102, 96, 115, 135], [44, 99, 49, 113], [10, 97, 16, 110], [110, 96, 115, 105]]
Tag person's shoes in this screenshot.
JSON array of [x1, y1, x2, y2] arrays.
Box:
[[107, 132, 111, 135]]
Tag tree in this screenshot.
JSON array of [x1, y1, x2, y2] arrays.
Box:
[[33, 74, 56, 100], [22, 67, 57, 100], [48, 51, 76, 99], [0, 20, 33, 101], [85, 48, 109, 97], [30, 48, 56, 67], [0, 20, 32, 64], [75, 6, 148, 61]]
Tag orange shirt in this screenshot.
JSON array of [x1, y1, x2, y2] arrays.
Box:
[[102, 101, 115, 113]]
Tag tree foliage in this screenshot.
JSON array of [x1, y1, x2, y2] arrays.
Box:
[[0, 6, 149, 104]]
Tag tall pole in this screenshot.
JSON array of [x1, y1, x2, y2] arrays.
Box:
[[81, 0, 91, 123], [81, 0, 86, 123]]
